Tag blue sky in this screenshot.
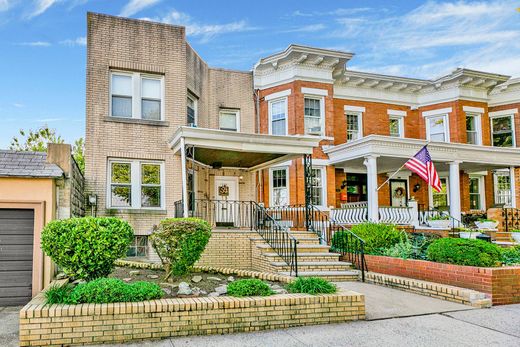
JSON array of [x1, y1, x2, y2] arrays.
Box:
[[0, 0, 519, 148]]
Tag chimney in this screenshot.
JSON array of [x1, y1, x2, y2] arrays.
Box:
[[46, 143, 72, 176]]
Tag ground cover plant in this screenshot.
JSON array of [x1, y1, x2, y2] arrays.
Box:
[[227, 279, 274, 297]]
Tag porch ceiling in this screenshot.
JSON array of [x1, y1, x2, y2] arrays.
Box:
[[324, 135, 520, 173], [170, 126, 321, 170]]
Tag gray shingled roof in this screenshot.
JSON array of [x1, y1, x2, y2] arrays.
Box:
[[0, 150, 63, 178]]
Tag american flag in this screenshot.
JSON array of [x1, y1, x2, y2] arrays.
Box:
[[404, 146, 442, 192]]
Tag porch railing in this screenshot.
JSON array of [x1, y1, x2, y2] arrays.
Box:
[[503, 207, 520, 232], [330, 204, 413, 225], [379, 206, 414, 225], [418, 209, 464, 229]]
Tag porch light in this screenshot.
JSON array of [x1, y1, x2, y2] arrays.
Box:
[[413, 184, 421, 192], [239, 175, 244, 180]]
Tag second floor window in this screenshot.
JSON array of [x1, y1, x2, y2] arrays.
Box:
[[304, 97, 323, 135], [426, 115, 448, 142], [269, 99, 287, 135], [466, 114, 480, 145], [491, 115, 514, 147], [187, 94, 197, 126], [110, 71, 164, 121], [219, 110, 239, 131], [346, 113, 362, 141], [389, 116, 404, 138]]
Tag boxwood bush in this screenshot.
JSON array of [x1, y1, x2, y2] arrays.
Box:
[[286, 277, 336, 295], [150, 218, 211, 279], [227, 279, 274, 297], [344, 222, 405, 255], [41, 217, 134, 280], [426, 238, 502, 267], [45, 278, 162, 304]]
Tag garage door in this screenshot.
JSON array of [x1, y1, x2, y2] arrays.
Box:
[[0, 209, 34, 306]]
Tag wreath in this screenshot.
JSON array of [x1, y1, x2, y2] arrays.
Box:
[[393, 187, 405, 198]]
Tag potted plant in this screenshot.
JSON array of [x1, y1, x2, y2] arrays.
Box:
[[475, 218, 499, 230], [427, 214, 451, 229], [511, 229, 520, 243], [456, 227, 479, 239]]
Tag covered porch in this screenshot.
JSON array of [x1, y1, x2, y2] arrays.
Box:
[[325, 135, 520, 228], [169, 126, 321, 226]]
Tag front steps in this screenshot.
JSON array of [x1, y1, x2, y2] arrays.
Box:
[[251, 230, 359, 281]]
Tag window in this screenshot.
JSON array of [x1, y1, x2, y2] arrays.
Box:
[[432, 178, 449, 208], [491, 115, 514, 147], [346, 113, 362, 141], [108, 159, 164, 209], [110, 71, 164, 120], [127, 236, 148, 257], [187, 93, 197, 126], [466, 114, 481, 145], [271, 167, 288, 206], [269, 98, 287, 135], [219, 110, 239, 131], [426, 115, 449, 142], [304, 97, 323, 135], [494, 170, 512, 206], [310, 168, 325, 207], [469, 177, 484, 210], [389, 117, 404, 137], [187, 170, 195, 213]]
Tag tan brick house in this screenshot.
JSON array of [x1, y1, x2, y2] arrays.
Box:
[[85, 13, 520, 264]]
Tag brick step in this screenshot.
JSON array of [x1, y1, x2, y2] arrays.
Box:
[[279, 270, 359, 281], [270, 261, 353, 272], [255, 243, 331, 253], [261, 252, 342, 262]]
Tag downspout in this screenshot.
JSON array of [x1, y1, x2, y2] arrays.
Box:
[[253, 70, 263, 202]]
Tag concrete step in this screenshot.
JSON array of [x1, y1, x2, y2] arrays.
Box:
[[256, 243, 332, 253], [279, 270, 359, 281], [250, 236, 319, 245], [261, 252, 342, 262], [270, 261, 353, 272]]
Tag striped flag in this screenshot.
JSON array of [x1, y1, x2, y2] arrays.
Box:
[[404, 145, 442, 192]]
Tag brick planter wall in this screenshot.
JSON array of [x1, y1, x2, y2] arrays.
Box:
[[19, 289, 365, 346], [360, 255, 520, 305]]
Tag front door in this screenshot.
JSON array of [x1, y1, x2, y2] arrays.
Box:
[[214, 176, 239, 227], [390, 179, 408, 207]]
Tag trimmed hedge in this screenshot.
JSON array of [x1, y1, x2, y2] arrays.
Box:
[[345, 222, 405, 255], [227, 279, 274, 297], [41, 217, 134, 280], [426, 238, 502, 267], [150, 218, 211, 278]]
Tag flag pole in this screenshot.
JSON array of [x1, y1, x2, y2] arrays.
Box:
[[376, 142, 431, 191]]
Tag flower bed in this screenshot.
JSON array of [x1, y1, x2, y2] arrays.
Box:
[[361, 254, 520, 305], [19, 267, 365, 346]]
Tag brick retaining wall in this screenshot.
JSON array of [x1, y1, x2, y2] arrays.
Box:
[[361, 254, 520, 305]]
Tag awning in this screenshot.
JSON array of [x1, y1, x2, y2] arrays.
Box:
[[170, 127, 321, 171]]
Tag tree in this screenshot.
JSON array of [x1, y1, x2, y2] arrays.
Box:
[[9, 126, 85, 174]]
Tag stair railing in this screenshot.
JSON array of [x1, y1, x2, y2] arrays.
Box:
[[503, 207, 520, 232]]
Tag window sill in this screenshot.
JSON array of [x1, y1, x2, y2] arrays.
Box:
[[106, 208, 168, 215], [104, 117, 170, 127]]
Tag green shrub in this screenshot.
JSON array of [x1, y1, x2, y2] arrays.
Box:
[[426, 238, 502, 267], [227, 279, 274, 297], [150, 218, 211, 278], [46, 278, 163, 304], [41, 217, 134, 280], [286, 277, 336, 295], [384, 239, 414, 259], [349, 222, 405, 255], [408, 232, 441, 260], [501, 246, 520, 265]]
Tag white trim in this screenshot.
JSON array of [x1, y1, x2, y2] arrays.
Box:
[[269, 166, 290, 206], [219, 109, 240, 132], [468, 175, 486, 211], [265, 89, 291, 101], [429, 177, 449, 209], [490, 114, 516, 147], [422, 107, 452, 118], [462, 106, 484, 113], [465, 112, 482, 146], [388, 115, 405, 138], [268, 97, 288, 135], [301, 87, 328, 96], [345, 110, 363, 140], [489, 108, 518, 118], [304, 95, 326, 136], [425, 114, 450, 142], [187, 92, 198, 126], [387, 109, 407, 117], [214, 176, 239, 201], [344, 105, 366, 113], [311, 166, 328, 209], [511, 167, 517, 208]]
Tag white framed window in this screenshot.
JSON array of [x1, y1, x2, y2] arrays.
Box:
[[494, 169, 512, 206], [269, 98, 288, 135], [465, 113, 482, 145], [430, 177, 449, 209], [304, 97, 324, 135], [490, 115, 515, 147], [110, 71, 164, 121], [389, 116, 404, 137], [270, 167, 289, 206], [310, 167, 327, 208], [219, 109, 240, 131], [426, 115, 449, 142], [469, 176, 485, 210], [346, 113, 362, 141], [108, 159, 165, 209], [187, 93, 198, 126]]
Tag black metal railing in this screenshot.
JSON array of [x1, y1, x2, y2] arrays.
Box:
[[266, 204, 367, 281], [252, 202, 299, 276], [503, 207, 520, 232]]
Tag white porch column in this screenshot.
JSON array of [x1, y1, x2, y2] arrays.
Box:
[[364, 155, 379, 222], [510, 166, 517, 208], [448, 161, 462, 223], [180, 137, 189, 218]]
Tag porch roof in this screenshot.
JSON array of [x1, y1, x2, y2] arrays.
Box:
[[170, 127, 321, 170], [323, 135, 520, 173]]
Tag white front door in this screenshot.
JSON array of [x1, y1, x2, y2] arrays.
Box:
[[214, 176, 239, 226]]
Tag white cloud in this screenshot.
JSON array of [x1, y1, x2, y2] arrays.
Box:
[[13, 103, 25, 108], [292, 7, 372, 17], [147, 9, 257, 43], [283, 24, 325, 33], [26, 0, 59, 19], [0, 0, 14, 12], [60, 36, 86, 46], [119, 0, 161, 17], [18, 41, 51, 46]]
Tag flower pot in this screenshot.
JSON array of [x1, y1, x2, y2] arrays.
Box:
[[427, 220, 451, 229], [459, 232, 478, 239], [512, 233, 520, 243], [475, 221, 499, 230]]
